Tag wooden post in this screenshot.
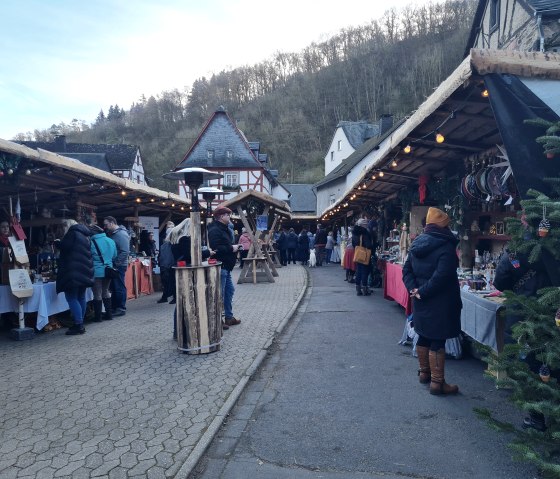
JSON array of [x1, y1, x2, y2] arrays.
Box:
[[175, 263, 222, 354], [190, 211, 202, 267]]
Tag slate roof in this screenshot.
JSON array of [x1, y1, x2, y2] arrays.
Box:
[[283, 184, 316, 213], [338, 121, 379, 149], [61, 153, 112, 173], [175, 109, 264, 170], [314, 118, 406, 190], [17, 139, 139, 170]]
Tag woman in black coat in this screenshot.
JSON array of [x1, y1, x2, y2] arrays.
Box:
[[352, 218, 373, 296], [297, 229, 310, 265], [402, 207, 461, 395], [56, 220, 94, 335]]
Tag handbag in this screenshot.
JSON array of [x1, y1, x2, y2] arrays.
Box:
[[353, 236, 371, 265], [92, 238, 119, 279]]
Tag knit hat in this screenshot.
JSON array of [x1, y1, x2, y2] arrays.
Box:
[[213, 206, 232, 218], [426, 207, 450, 228]]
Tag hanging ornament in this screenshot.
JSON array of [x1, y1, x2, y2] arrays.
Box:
[[538, 205, 550, 237], [555, 307, 560, 328], [539, 364, 551, 382]]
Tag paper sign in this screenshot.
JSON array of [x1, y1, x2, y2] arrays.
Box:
[[8, 236, 29, 265], [9, 269, 34, 298]]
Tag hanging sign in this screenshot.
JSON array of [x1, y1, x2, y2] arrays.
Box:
[[8, 236, 29, 264]]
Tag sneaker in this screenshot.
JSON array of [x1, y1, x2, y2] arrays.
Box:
[[157, 297, 168, 303], [225, 316, 241, 326], [113, 308, 126, 317], [65, 324, 85, 335]]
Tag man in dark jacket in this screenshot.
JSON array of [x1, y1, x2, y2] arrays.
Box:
[[208, 206, 243, 327], [103, 216, 130, 317], [402, 207, 461, 396], [314, 224, 328, 266], [351, 218, 373, 296]]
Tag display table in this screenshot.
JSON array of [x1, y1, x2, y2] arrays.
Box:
[[383, 262, 412, 316], [0, 282, 93, 331], [460, 290, 505, 353], [125, 259, 153, 300]]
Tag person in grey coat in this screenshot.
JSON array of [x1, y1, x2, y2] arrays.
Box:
[[103, 216, 130, 317], [402, 207, 462, 395]]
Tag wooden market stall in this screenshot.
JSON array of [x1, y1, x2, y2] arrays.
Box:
[[219, 190, 291, 284], [0, 138, 190, 337]]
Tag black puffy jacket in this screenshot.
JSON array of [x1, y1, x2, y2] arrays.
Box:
[[56, 224, 94, 294], [402, 225, 462, 340]]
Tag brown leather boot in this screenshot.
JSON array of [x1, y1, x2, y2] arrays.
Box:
[[429, 349, 458, 395], [416, 346, 431, 384]]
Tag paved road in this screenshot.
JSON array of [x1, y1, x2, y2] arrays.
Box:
[[192, 265, 537, 479], [0, 265, 306, 478]]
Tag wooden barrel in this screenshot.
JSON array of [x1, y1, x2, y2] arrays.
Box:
[[175, 263, 222, 354]]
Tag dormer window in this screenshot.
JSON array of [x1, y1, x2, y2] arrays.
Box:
[[337, 140, 342, 151], [489, 0, 499, 31], [226, 150, 233, 159], [207, 149, 214, 159]]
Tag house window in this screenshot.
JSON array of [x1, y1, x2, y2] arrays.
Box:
[[330, 151, 334, 161], [224, 173, 238, 187], [226, 150, 233, 159], [207, 149, 214, 159], [337, 140, 342, 151], [489, 0, 499, 31]]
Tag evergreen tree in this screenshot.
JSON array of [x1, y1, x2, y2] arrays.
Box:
[[476, 122, 560, 477]]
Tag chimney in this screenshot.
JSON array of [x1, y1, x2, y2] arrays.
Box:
[[54, 135, 67, 152], [379, 114, 393, 135]]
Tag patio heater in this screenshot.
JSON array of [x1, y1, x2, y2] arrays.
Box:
[[162, 167, 224, 355], [163, 167, 223, 266]]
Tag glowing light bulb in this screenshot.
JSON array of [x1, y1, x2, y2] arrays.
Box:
[[379, 171, 384, 177], [435, 132, 445, 144], [391, 160, 398, 167], [403, 144, 411, 154], [481, 89, 489, 98]]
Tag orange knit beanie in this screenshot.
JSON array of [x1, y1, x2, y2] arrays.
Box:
[[426, 207, 450, 228]]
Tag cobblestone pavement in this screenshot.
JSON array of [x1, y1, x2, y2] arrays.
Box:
[[0, 265, 307, 478]]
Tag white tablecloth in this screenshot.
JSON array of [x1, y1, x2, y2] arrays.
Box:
[[0, 282, 93, 330]]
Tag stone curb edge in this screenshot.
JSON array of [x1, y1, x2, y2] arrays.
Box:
[[174, 268, 310, 478]]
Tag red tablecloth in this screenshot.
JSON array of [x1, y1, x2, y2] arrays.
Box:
[[383, 262, 412, 316]]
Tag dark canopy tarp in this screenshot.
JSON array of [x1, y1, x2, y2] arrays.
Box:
[[485, 73, 560, 198]]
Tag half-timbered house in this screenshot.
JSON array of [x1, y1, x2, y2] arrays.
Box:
[[18, 135, 148, 185], [174, 107, 290, 205], [466, 0, 560, 53]]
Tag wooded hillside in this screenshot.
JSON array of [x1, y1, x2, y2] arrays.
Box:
[[14, 0, 477, 190]]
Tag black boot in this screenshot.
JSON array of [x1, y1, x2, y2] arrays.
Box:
[[349, 272, 355, 284], [523, 411, 546, 432], [344, 270, 349, 281], [363, 287, 372, 296], [66, 324, 85, 335], [93, 300, 103, 322], [102, 298, 113, 321], [356, 286, 363, 296]]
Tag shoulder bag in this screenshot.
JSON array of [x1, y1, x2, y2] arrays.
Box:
[[92, 238, 119, 279], [353, 235, 371, 265]]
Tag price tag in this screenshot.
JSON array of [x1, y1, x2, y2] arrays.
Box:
[[9, 269, 34, 298]]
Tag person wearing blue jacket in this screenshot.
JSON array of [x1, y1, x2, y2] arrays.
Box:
[[87, 217, 117, 322]]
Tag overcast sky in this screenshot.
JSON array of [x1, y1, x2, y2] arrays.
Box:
[[1, 0, 424, 139]]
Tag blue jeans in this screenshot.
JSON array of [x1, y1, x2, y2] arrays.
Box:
[[65, 287, 87, 325], [325, 249, 333, 264], [111, 264, 128, 311], [355, 263, 369, 287], [220, 268, 235, 318]]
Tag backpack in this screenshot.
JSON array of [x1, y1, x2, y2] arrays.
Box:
[[158, 242, 174, 268]]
